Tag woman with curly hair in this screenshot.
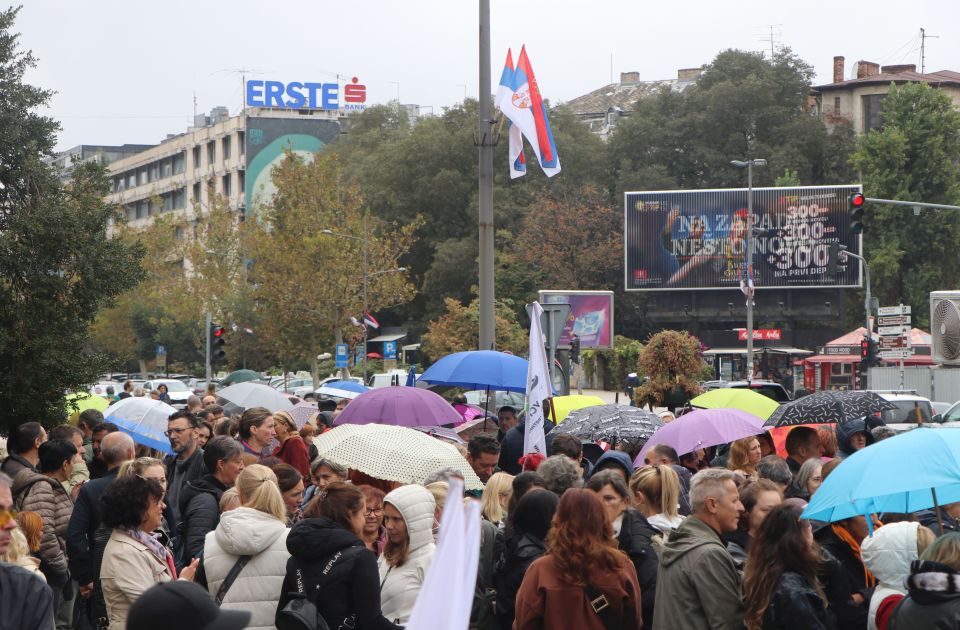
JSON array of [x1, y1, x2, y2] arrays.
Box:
[[743, 503, 829, 630], [727, 436, 763, 481], [513, 488, 642, 630], [99, 475, 198, 630]]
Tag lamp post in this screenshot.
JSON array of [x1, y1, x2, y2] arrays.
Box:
[[321, 218, 405, 382], [731, 158, 766, 382]]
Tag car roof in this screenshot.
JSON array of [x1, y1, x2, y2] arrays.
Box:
[[873, 392, 930, 402]]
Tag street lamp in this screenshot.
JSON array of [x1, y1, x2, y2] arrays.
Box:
[[731, 158, 767, 382], [320, 221, 406, 382]]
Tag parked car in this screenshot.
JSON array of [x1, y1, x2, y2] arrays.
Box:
[[368, 370, 413, 389], [871, 391, 935, 432], [719, 380, 792, 403], [931, 399, 960, 429], [142, 379, 192, 407]]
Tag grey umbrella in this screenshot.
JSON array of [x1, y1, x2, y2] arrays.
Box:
[[764, 390, 896, 427], [554, 404, 664, 446]]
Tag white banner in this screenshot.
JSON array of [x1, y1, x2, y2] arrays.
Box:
[[524, 301, 550, 456]]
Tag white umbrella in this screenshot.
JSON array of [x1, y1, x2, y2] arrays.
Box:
[[313, 424, 484, 491], [218, 381, 294, 412], [103, 397, 177, 455]]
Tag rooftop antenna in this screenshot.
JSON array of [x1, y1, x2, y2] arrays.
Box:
[[211, 67, 271, 115], [920, 28, 939, 74], [758, 24, 782, 59]]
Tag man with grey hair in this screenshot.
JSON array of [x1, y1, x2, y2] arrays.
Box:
[[0, 471, 55, 630], [653, 468, 745, 629], [66, 431, 135, 603], [537, 455, 583, 497], [757, 455, 792, 491], [186, 394, 202, 413]]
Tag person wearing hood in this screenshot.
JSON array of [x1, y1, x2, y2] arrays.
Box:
[[888, 532, 960, 629], [278, 482, 399, 630], [494, 489, 558, 630], [378, 484, 437, 625], [201, 464, 289, 630], [588, 450, 634, 482], [177, 436, 245, 568], [916, 501, 960, 537], [652, 468, 745, 630], [836, 418, 876, 459], [586, 470, 659, 629], [861, 521, 935, 630]]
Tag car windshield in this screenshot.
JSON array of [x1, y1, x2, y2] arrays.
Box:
[[161, 381, 189, 392], [728, 383, 791, 402], [943, 403, 960, 422], [881, 400, 932, 424]]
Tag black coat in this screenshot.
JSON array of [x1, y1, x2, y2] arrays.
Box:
[[164, 447, 207, 522], [0, 562, 54, 630], [617, 508, 659, 629], [916, 507, 960, 537], [499, 419, 555, 475], [177, 474, 227, 567], [494, 530, 546, 630], [66, 468, 118, 585], [762, 571, 832, 630], [814, 528, 869, 630], [889, 560, 960, 630], [279, 517, 399, 630]]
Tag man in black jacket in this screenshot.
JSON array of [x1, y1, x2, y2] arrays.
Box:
[[165, 410, 206, 528], [498, 415, 555, 476], [177, 436, 244, 568], [0, 422, 46, 479]]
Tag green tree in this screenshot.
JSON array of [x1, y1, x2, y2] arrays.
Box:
[[421, 296, 527, 361], [0, 8, 144, 427], [852, 82, 960, 328], [635, 330, 707, 408]]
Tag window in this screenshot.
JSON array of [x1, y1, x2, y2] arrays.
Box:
[[148, 162, 159, 183], [238, 170, 245, 195], [175, 226, 184, 240], [207, 141, 216, 165], [222, 173, 232, 196], [833, 96, 841, 116], [238, 131, 245, 155], [862, 94, 886, 132], [222, 136, 231, 161], [193, 146, 201, 170], [137, 201, 147, 219], [126, 171, 136, 189], [173, 188, 186, 209], [193, 182, 201, 204], [161, 158, 172, 178], [163, 193, 174, 212], [173, 152, 186, 175]]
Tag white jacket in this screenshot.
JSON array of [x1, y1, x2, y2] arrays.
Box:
[[378, 485, 436, 624], [203, 507, 290, 630], [861, 521, 921, 630]]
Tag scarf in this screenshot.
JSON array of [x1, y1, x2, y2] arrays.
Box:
[[831, 523, 877, 588], [127, 528, 177, 579]]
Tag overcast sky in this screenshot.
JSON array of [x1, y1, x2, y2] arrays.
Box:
[[15, 0, 960, 151]]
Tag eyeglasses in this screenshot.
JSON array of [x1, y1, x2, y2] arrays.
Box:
[[365, 507, 384, 516], [163, 427, 191, 437], [0, 509, 18, 527]]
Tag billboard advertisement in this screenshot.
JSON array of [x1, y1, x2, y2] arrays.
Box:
[[539, 290, 614, 350], [624, 186, 862, 291], [245, 117, 341, 211]]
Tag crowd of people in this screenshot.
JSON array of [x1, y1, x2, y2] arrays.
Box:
[[3, 394, 960, 630]]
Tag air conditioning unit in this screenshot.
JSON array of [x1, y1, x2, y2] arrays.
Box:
[[931, 291, 960, 365]]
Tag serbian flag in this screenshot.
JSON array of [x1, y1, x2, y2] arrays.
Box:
[[495, 46, 560, 178], [363, 312, 380, 329], [496, 50, 526, 178]]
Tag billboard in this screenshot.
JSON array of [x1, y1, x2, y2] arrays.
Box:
[[624, 186, 862, 291], [245, 117, 341, 211], [539, 290, 614, 350]]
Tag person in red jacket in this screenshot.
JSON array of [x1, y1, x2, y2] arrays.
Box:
[[272, 411, 309, 478], [514, 488, 642, 630]]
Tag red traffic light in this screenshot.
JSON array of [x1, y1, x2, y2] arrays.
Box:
[[212, 325, 225, 338], [860, 337, 869, 358], [849, 192, 865, 208]]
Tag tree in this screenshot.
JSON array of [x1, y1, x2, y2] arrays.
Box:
[[421, 296, 527, 361], [635, 330, 707, 409], [852, 82, 960, 328], [244, 151, 419, 383]]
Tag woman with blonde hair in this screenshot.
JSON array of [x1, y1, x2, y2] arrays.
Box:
[[202, 464, 289, 629], [630, 464, 683, 536], [727, 436, 763, 481], [0, 524, 44, 580], [480, 471, 513, 528]]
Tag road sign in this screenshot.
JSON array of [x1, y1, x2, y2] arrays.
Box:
[[383, 341, 397, 360], [877, 315, 910, 326], [878, 305, 911, 316], [527, 303, 571, 350], [155, 344, 167, 370], [879, 336, 907, 349], [156, 344, 167, 356], [878, 325, 910, 336], [878, 349, 914, 359], [335, 343, 349, 368]]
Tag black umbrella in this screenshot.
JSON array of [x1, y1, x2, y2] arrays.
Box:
[[764, 390, 896, 428], [554, 404, 664, 445]]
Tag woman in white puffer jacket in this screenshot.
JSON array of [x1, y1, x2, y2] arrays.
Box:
[[202, 464, 290, 630], [378, 484, 437, 625], [861, 520, 935, 630]]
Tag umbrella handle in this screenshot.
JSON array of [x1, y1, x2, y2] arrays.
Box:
[[933, 487, 945, 535]]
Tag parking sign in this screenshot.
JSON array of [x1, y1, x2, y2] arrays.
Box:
[[335, 343, 349, 368], [383, 341, 397, 360]]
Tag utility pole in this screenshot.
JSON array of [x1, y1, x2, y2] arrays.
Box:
[[477, 0, 496, 350], [731, 158, 767, 381], [921, 28, 939, 74], [205, 311, 212, 383]]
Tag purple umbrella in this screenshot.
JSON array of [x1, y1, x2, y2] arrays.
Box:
[[635, 408, 767, 465], [290, 401, 319, 428], [334, 386, 462, 428]]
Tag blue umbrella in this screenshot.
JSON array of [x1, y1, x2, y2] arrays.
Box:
[[419, 350, 529, 393], [103, 397, 176, 455], [803, 428, 960, 524], [316, 380, 369, 400]]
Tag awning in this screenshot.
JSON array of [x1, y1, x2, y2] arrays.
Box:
[[704, 347, 813, 356], [804, 354, 860, 364], [368, 333, 406, 343]]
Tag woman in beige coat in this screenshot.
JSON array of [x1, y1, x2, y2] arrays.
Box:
[[99, 475, 198, 629]]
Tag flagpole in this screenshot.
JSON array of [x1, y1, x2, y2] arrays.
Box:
[[478, 0, 496, 351], [363, 213, 369, 382]]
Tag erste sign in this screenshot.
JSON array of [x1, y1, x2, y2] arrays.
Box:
[[245, 78, 367, 110]]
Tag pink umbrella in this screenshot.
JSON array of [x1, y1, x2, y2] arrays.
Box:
[[290, 401, 319, 428], [635, 408, 767, 465], [334, 386, 462, 428]]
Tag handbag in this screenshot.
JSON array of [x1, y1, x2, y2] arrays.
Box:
[[583, 582, 624, 630], [215, 555, 251, 605], [277, 548, 361, 630]]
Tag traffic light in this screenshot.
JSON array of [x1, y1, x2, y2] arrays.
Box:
[[860, 335, 877, 367], [570, 335, 581, 364], [210, 323, 226, 365], [849, 192, 866, 234]]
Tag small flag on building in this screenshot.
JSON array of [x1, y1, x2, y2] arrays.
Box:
[[363, 312, 380, 329]]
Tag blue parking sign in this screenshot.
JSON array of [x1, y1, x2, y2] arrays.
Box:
[[335, 343, 349, 368], [383, 341, 397, 360]]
